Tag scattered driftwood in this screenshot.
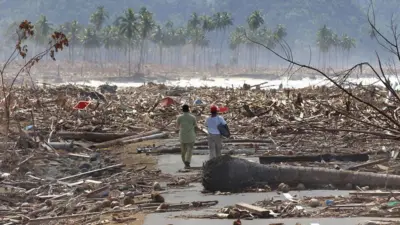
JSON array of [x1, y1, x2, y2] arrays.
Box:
[[28, 208, 140, 223], [58, 164, 125, 181], [235, 202, 271, 218]]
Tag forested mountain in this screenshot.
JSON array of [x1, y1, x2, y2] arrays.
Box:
[[1, 0, 397, 42], [0, 0, 398, 70]]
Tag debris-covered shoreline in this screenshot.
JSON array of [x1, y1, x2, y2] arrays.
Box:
[[1, 82, 400, 224]]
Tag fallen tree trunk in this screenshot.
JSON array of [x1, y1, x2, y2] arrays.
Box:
[[202, 155, 400, 192], [259, 153, 369, 164], [152, 147, 255, 155], [90, 129, 162, 149], [28, 131, 139, 142], [194, 139, 273, 146]]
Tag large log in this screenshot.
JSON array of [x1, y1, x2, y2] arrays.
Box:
[[151, 148, 255, 155], [259, 153, 369, 164], [28, 131, 139, 142], [90, 129, 162, 149], [202, 155, 400, 192], [194, 139, 273, 146]]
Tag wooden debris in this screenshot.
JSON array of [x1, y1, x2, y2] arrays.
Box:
[[347, 158, 389, 171], [235, 202, 270, 218], [57, 164, 125, 181]]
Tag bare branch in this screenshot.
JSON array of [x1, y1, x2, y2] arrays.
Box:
[[243, 32, 400, 129]]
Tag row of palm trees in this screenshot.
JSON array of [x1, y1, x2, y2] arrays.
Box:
[[316, 25, 356, 69], [4, 7, 357, 74]]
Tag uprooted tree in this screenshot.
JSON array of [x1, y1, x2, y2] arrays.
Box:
[[241, 3, 400, 141], [0, 20, 69, 143]]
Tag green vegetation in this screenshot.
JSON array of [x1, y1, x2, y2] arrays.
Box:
[[1, 0, 396, 73]]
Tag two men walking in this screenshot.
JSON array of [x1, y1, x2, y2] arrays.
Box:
[[177, 104, 229, 169]]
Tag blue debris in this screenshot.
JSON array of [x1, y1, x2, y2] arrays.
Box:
[[194, 99, 203, 105]]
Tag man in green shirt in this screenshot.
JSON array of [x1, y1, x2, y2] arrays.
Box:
[[176, 104, 197, 169]]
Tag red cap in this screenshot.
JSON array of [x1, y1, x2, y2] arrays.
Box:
[[210, 105, 218, 113]]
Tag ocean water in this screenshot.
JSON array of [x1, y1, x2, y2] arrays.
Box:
[[61, 76, 400, 89]]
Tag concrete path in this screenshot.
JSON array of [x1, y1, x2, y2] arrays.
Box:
[[144, 154, 386, 225]]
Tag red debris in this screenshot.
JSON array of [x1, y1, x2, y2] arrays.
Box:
[[160, 97, 176, 107], [219, 106, 229, 113], [73, 101, 90, 110]]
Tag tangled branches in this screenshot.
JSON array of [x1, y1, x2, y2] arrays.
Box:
[[240, 3, 400, 140], [0, 20, 69, 140]]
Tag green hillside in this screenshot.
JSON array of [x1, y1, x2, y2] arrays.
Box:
[[0, 0, 396, 43], [0, 0, 398, 69]]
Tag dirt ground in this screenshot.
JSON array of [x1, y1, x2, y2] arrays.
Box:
[[100, 139, 166, 170], [98, 139, 170, 225], [100, 212, 147, 225]]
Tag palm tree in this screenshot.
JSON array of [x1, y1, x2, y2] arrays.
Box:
[[137, 7, 155, 72], [316, 25, 333, 70], [58, 22, 72, 60], [90, 6, 109, 32], [218, 12, 233, 64], [200, 15, 215, 68], [229, 27, 244, 66], [199, 37, 210, 69], [273, 24, 287, 42], [110, 25, 125, 61], [259, 26, 276, 68], [187, 13, 203, 69], [151, 24, 166, 64], [80, 26, 101, 61], [246, 10, 264, 71], [102, 25, 114, 61], [331, 32, 341, 69], [116, 8, 139, 76], [35, 15, 52, 47], [247, 10, 264, 32], [341, 34, 356, 67], [172, 27, 187, 66], [89, 6, 109, 63], [69, 20, 81, 63], [201, 15, 215, 32], [60, 20, 81, 62]]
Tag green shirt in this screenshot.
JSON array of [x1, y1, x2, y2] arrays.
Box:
[[177, 112, 197, 143]]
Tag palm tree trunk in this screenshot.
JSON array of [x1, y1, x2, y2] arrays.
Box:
[[159, 45, 163, 65], [138, 40, 145, 72], [219, 29, 225, 65], [71, 44, 75, 65], [192, 44, 196, 70], [203, 47, 207, 70], [203, 155, 400, 192], [128, 44, 131, 76], [318, 51, 321, 68]]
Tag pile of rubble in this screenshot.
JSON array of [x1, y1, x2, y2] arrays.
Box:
[[1, 82, 400, 223], [175, 190, 400, 223], [3, 83, 395, 154]]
